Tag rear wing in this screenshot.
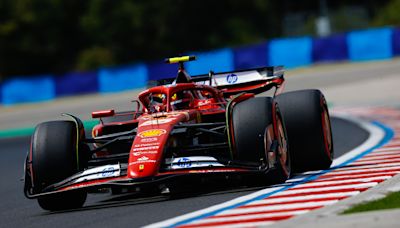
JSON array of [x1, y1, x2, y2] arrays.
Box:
[[149, 66, 285, 96]]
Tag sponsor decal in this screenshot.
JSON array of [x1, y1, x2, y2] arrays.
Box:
[[139, 164, 145, 171], [129, 160, 156, 165], [140, 118, 175, 126], [137, 156, 149, 161], [132, 151, 158, 156], [101, 167, 116, 177], [226, 73, 238, 84], [138, 129, 166, 138], [73, 164, 120, 183], [134, 142, 159, 147], [177, 157, 192, 168], [197, 100, 212, 106], [188, 169, 239, 173], [132, 146, 160, 152], [140, 137, 158, 143]]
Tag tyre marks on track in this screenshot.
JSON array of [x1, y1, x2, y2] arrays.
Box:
[[147, 107, 400, 228]]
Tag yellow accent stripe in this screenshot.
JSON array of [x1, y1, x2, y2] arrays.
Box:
[[168, 56, 190, 63]]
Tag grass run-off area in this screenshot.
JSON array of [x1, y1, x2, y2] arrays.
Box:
[[342, 191, 400, 214]]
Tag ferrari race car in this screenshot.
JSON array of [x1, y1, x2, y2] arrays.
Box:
[[23, 56, 334, 211]]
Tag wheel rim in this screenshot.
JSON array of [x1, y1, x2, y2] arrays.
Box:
[[277, 116, 290, 177], [321, 105, 333, 159]]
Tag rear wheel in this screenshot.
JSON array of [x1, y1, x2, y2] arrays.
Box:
[[31, 121, 87, 211], [276, 89, 334, 172], [231, 97, 291, 183]]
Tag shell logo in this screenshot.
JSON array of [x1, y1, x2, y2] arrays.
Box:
[[138, 129, 167, 138]]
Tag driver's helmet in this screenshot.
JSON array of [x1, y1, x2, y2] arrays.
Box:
[[148, 93, 166, 112], [171, 90, 194, 110]]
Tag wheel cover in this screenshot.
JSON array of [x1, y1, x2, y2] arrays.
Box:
[[277, 117, 290, 176], [321, 105, 333, 159]]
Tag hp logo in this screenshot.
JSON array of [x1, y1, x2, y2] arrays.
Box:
[[226, 74, 238, 84]]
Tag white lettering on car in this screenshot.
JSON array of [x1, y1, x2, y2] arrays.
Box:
[[132, 151, 158, 156], [140, 118, 175, 126], [140, 137, 158, 143], [132, 146, 159, 152]]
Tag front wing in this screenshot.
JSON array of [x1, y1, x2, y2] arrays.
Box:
[[24, 163, 266, 199]]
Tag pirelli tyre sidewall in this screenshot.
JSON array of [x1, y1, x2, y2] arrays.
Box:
[[276, 89, 334, 172], [31, 120, 87, 211]]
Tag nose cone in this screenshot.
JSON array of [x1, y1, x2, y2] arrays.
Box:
[[127, 111, 196, 178]]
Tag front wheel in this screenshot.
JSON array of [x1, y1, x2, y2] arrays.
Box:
[[30, 121, 87, 210]]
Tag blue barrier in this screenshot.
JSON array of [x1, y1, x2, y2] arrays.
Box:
[[312, 33, 348, 62], [98, 64, 147, 93], [186, 48, 234, 75], [1, 75, 55, 105], [148, 60, 177, 80], [348, 28, 393, 61], [2, 26, 400, 106], [55, 71, 98, 97], [269, 37, 313, 68], [233, 42, 269, 70], [393, 27, 400, 56]]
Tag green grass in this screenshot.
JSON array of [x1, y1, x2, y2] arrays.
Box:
[[342, 191, 400, 214]]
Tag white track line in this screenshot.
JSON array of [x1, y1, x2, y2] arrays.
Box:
[[352, 160, 400, 166], [356, 155, 400, 161], [315, 175, 393, 183], [316, 173, 397, 181], [340, 162, 400, 170], [329, 166, 400, 175], [246, 192, 358, 205], [216, 201, 338, 216], [286, 182, 377, 192], [187, 221, 275, 228], [289, 176, 388, 188]]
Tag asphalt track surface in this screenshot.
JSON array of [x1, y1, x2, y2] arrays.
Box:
[[0, 117, 368, 228]]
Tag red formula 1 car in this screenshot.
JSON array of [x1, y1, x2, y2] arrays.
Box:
[[23, 56, 334, 211]]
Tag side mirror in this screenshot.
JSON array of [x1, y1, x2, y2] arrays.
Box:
[[91, 109, 115, 118]]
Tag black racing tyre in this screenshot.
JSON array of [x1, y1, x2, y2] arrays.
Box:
[[276, 90, 334, 172], [231, 97, 291, 183], [31, 121, 87, 211]]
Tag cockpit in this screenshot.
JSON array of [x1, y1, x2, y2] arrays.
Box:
[[140, 86, 223, 113]]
